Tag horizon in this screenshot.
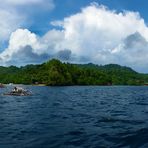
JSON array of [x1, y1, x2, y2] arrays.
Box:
[[0, 0, 148, 72]]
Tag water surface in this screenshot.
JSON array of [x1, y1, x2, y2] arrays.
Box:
[[0, 86, 148, 148]]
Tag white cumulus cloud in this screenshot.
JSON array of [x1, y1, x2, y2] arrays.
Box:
[[50, 3, 148, 72], [4, 0, 46, 5], [0, 29, 39, 64], [2, 0, 54, 8], [0, 0, 54, 43], [1, 3, 148, 72], [0, 9, 25, 42]]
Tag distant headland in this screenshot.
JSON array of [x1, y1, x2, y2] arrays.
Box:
[[0, 59, 148, 86]]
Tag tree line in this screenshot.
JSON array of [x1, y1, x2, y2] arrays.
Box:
[[0, 59, 148, 86]]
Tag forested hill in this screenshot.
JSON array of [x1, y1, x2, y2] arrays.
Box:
[[0, 59, 148, 86]]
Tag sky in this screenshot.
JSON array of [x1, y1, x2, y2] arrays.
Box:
[[0, 0, 148, 72]]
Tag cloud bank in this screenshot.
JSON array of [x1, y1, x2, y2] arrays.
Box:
[[1, 3, 148, 72], [0, 0, 54, 42]]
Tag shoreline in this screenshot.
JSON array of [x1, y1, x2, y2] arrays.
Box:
[[1, 84, 148, 87]]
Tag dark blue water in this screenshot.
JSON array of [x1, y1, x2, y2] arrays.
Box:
[[0, 86, 148, 148]]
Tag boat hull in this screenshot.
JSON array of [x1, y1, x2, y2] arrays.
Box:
[[4, 92, 31, 96]]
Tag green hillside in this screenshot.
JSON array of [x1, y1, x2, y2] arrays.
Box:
[[0, 59, 148, 86]]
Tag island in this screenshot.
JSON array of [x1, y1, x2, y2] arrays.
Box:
[[0, 59, 148, 86]]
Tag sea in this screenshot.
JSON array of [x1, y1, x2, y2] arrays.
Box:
[[0, 86, 148, 148]]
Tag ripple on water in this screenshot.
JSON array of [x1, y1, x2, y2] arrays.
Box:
[[0, 86, 148, 148]]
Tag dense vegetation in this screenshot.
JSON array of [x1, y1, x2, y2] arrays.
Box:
[[0, 59, 148, 86]]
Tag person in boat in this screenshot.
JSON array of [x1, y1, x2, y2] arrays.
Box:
[[12, 87, 25, 93], [13, 87, 17, 91], [12, 87, 18, 93]]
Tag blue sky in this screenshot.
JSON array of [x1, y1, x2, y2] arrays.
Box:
[[29, 0, 148, 35], [1, 0, 148, 72]]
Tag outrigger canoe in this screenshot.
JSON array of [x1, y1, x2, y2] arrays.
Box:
[[4, 87, 32, 96]]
